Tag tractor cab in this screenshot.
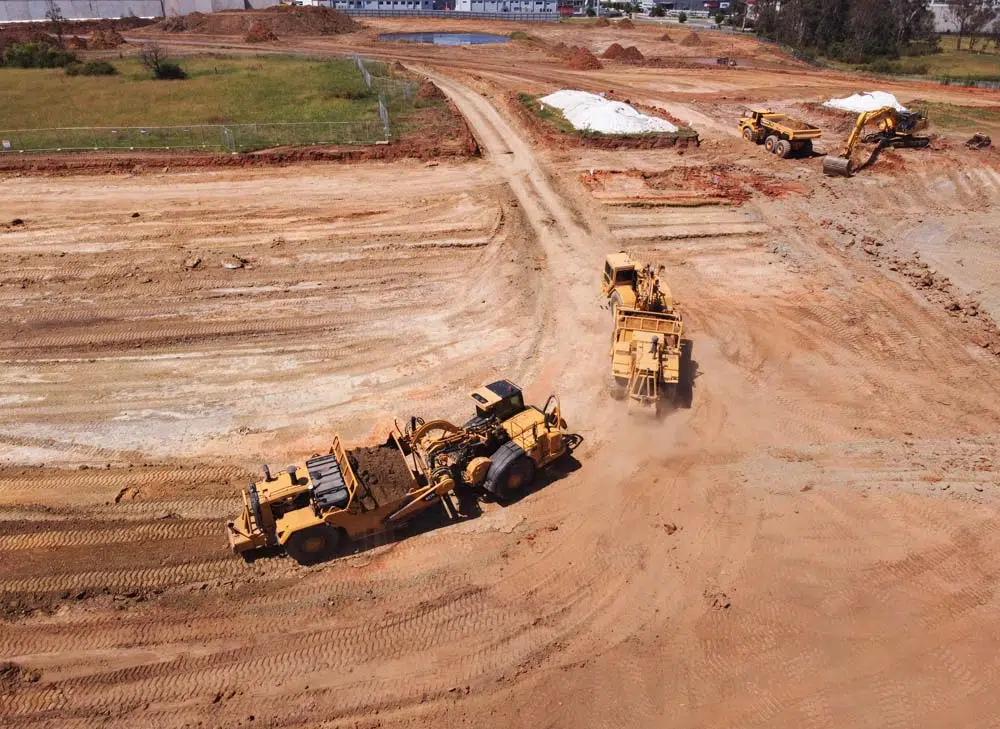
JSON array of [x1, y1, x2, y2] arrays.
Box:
[[602, 251, 640, 300], [468, 379, 526, 426]]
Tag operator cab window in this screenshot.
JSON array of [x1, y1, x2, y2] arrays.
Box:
[[615, 268, 636, 286]]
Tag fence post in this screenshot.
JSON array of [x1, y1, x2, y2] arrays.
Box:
[[378, 94, 391, 142]]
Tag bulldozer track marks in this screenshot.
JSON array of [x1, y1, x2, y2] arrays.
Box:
[[5, 49, 1000, 729]]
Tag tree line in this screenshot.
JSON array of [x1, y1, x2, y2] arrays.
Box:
[[751, 0, 938, 61]]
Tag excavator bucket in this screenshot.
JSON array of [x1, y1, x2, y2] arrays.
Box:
[[822, 156, 852, 177]]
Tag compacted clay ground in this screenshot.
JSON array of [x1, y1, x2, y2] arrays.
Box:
[[2, 17, 1000, 729]]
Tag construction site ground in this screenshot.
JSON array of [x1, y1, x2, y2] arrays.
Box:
[[3, 16, 1000, 729]]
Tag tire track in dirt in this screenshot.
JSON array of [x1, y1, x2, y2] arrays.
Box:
[[0, 519, 218, 551]]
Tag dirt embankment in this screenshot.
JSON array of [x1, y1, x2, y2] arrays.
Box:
[[158, 6, 360, 36], [509, 93, 698, 150]]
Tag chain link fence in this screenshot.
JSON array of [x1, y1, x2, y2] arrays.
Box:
[[1, 56, 419, 155], [0, 121, 388, 154]]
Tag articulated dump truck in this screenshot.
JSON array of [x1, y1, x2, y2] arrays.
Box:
[[602, 252, 692, 415], [227, 380, 567, 564]]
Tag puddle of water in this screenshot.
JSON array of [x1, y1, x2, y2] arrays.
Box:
[[377, 32, 510, 46]]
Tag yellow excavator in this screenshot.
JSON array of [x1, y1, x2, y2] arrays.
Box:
[[823, 106, 929, 177]]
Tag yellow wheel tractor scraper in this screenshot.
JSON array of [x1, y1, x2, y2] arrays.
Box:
[[227, 380, 568, 564], [601, 252, 693, 415]]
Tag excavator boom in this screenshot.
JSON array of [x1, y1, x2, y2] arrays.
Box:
[[823, 106, 928, 177]]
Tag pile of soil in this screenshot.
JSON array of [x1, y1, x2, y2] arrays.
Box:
[[680, 31, 702, 46], [415, 79, 446, 103], [0, 26, 56, 54], [348, 445, 413, 506], [617, 18, 634, 28], [552, 41, 571, 57], [66, 35, 88, 49], [594, 17, 611, 27], [244, 20, 278, 43], [568, 47, 603, 70], [0, 662, 41, 690], [391, 60, 407, 73], [159, 6, 359, 36], [659, 32, 673, 42], [603, 43, 644, 64], [88, 29, 125, 49]]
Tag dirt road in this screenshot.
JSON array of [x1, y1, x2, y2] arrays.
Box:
[[4, 21, 1000, 729]]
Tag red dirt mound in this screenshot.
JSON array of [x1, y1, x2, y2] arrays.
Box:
[[567, 47, 603, 70], [244, 20, 278, 43], [680, 31, 702, 46], [602, 43, 644, 64], [88, 29, 125, 49], [0, 26, 57, 54], [659, 32, 673, 42], [416, 80, 446, 103], [552, 41, 571, 57], [602, 42, 625, 58], [158, 6, 358, 36], [594, 17, 610, 27], [617, 18, 634, 28], [66, 35, 88, 49]]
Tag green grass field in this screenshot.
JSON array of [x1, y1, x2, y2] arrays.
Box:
[[913, 101, 1000, 133], [0, 55, 377, 129]]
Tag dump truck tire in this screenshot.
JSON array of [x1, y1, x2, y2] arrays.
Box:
[[742, 127, 754, 142], [764, 135, 778, 153], [499, 457, 535, 500], [776, 139, 791, 158], [801, 139, 813, 156], [285, 525, 342, 565]]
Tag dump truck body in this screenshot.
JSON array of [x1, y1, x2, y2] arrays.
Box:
[[739, 109, 822, 158], [227, 380, 567, 563]]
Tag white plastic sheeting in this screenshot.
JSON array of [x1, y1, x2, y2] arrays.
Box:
[[823, 91, 908, 114], [538, 90, 679, 135]]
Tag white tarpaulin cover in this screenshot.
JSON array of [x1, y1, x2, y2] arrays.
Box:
[[823, 91, 908, 113], [539, 90, 679, 135]]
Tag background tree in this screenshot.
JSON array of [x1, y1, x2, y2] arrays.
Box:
[[947, 0, 998, 50], [45, 0, 66, 48]]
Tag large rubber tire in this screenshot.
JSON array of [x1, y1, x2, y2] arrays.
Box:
[[742, 127, 755, 143], [801, 139, 813, 156], [775, 139, 791, 158], [498, 457, 535, 501], [764, 135, 778, 153], [285, 525, 341, 565]]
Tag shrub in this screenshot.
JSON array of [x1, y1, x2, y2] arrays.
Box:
[[586, 7, 596, 16], [138, 43, 187, 80], [65, 59, 118, 76], [650, 5, 665, 17], [678, 11, 688, 23], [2, 41, 77, 68], [154, 60, 187, 80], [714, 11, 725, 25]]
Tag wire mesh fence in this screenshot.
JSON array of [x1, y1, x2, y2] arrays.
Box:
[[0, 56, 419, 155], [0, 121, 388, 154]]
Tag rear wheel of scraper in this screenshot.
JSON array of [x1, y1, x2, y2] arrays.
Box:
[[764, 135, 778, 153], [285, 525, 341, 565], [775, 139, 791, 158], [498, 457, 535, 501]]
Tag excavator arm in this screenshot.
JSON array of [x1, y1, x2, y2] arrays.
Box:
[[823, 106, 899, 177]]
